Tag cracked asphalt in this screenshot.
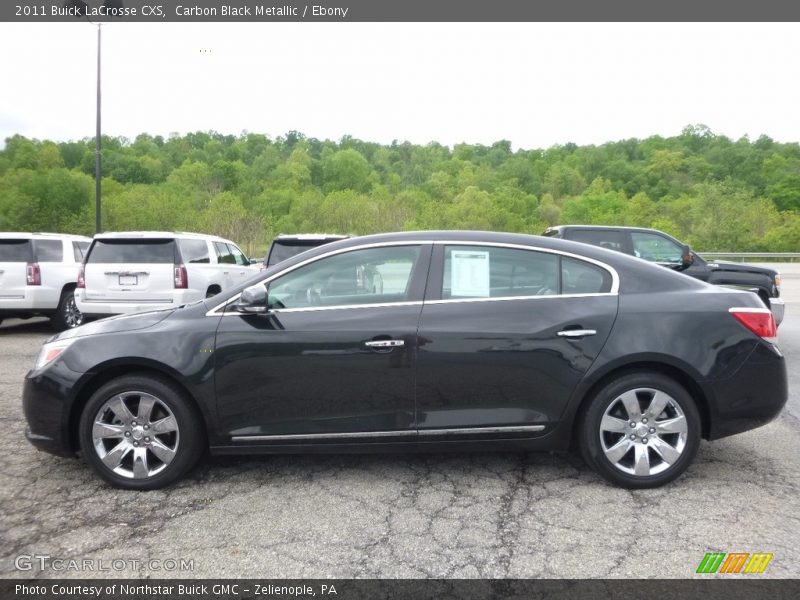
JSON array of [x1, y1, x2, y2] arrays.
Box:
[[1, 265, 798, 579]]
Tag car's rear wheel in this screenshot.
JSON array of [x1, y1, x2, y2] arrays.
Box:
[[79, 374, 205, 490], [579, 372, 701, 488], [51, 288, 83, 331]]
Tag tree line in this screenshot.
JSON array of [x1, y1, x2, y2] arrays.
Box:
[[0, 124, 798, 256]]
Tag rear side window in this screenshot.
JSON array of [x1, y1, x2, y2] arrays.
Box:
[[227, 243, 248, 266], [87, 239, 177, 263], [565, 229, 626, 253], [179, 239, 211, 263], [562, 257, 613, 294], [73, 241, 90, 262], [214, 242, 235, 264], [35, 240, 63, 262], [0, 240, 33, 262], [443, 245, 559, 299]]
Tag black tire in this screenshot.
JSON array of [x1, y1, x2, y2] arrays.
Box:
[[51, 288, 83, 331], [79, 374, 206, 490], [579, 372, 701, 489]]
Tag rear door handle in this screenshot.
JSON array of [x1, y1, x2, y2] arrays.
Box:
[[557, 329, 597, 338], [365, 340, 405, 348]]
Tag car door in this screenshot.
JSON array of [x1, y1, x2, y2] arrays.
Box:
[[415, 243, 619, 436], [213, 242, 236, 289], [226, 243, 252, 283], [214, 243, 431, 440]]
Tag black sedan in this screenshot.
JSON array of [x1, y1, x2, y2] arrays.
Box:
[[22, 231, 787, 490]]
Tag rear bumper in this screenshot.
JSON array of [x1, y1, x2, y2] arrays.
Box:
[[770, 297, 785, 326], [75, 289, 199, 316], [706, 342, 788, 440]]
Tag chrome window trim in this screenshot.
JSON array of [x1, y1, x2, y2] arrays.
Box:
[[206, 239, 620, 317], [230, 424, 546, 442]]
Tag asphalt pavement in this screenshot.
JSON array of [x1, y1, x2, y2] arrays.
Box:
[[1, 265, 798, 579]]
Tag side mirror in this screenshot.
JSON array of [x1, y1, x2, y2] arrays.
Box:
[[236, 284, 268, 313], [679, 245, 694, 271]]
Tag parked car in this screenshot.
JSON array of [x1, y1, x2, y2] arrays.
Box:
[[75, 232, 252, 318], [24, 231, 786, 490], [543, 225, 784, 325], [261, 233, 349, 270], [0, 232, 91, 330]]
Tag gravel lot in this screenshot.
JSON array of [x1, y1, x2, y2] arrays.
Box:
[[1, 265, 798, 579]]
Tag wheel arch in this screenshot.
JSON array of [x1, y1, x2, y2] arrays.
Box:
[[68, 359, 211, 453], [569, 359, 712, 448]]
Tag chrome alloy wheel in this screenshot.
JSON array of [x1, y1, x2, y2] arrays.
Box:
[[599, 388, 688, 477], [63, 295, 83, 328], [91, 391, 180, 479]]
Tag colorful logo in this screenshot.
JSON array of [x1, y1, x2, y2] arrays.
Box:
[[696, 552, 773, 574]]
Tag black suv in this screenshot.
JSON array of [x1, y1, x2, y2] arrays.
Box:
[[543, 225, 784, 325]]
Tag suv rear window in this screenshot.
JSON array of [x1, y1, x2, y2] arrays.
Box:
[[87, 239, 177, 263], [0, 240, 33, 262], [267, 241, 318, 266]]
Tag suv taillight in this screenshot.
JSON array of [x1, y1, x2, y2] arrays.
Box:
[[76, 265, 86, 288], [174, 264, 188, 289], [729, 307, 777, 343], [26, 262, 41, 286]]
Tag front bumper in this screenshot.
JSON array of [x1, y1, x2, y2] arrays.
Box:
[[22, 369, 80, 457]]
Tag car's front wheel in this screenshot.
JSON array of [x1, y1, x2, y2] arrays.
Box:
[[79, 374, 205, 490], [579, 372, 701, 488]]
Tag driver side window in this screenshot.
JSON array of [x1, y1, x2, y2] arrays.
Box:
[[631, 232, 682, 264], [268, 245, 422, 309]]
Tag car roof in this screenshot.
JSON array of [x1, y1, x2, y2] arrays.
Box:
[[0, 232, 93, 241], [93, 231, 234, 243], [546, 224, 659, 233]]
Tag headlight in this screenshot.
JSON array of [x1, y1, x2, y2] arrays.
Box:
[[33, 339, 76, 371]]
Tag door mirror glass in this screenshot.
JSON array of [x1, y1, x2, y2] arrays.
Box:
[[236, 284, 268, 313]]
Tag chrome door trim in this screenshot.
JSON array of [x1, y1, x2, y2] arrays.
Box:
[[206, 239, 620, 317], [365, 339, 405, 348], [231, 430, 418, 442], [418, 425, 545, 436], [230, 424, 546, 442]]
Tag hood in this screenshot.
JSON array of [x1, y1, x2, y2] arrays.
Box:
[[706, 260, 778, 277], [52, 308, 176, 342]]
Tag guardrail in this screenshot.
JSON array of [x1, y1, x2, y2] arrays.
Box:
[[699, 252, 800, 262]]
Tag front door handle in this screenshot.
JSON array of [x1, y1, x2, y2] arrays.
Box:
[[557, 329, 597, 338], [365, 340, 405, 348]]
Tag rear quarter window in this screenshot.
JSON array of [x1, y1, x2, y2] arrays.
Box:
[[179, 239, 211, 263], [73, 241, 90, 262], [35, 239, 63, 262], [0, 240, 33, 262], [87, 239, 177, 263]]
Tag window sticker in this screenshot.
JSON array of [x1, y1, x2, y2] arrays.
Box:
[[451, 250, 490, 297]]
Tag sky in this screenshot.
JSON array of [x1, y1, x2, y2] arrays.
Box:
[[0, 22, 798, 150]]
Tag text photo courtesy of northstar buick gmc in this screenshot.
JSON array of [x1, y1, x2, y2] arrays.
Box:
[[22, 231, 787, 490]]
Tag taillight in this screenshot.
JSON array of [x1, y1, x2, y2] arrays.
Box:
[[174, 264, 188, 289], [729, 307, 777, 344], [76, 265, 86, 288], [26, 262, 41, 286]]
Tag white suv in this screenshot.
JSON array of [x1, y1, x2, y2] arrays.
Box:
[[75, 232, 253, 317], [0, 232, 92, 330]]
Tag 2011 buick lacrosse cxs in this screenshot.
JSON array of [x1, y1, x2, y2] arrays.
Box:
[[22, 231, 787, 490]]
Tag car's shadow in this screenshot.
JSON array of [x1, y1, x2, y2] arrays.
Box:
[[0, 318, 53, 334]]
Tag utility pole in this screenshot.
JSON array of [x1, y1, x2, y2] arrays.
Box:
[[95, 22, 102, 233]]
